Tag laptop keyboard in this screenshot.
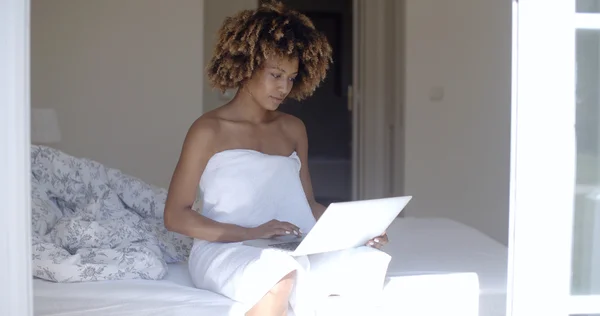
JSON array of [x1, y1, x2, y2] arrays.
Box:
[[268, 241, 301, 251]]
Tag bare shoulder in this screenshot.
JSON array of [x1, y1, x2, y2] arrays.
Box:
[[274, 112, 308, 153], [278, 112, 307, 138], [184, 113, 221, 154], [189, 116, 217, 138]]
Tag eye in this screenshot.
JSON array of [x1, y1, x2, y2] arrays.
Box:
[[289, 77, 297, 82], [271, 73, 282, 79]]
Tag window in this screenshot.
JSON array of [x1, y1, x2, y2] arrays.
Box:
[[508, 0, 600, 315]]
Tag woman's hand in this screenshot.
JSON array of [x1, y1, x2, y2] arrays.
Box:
[[366, 232, 388, 250], [247, 220, 302, 240]]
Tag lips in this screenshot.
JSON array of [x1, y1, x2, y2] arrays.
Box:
[[270, 96, 284, 102]]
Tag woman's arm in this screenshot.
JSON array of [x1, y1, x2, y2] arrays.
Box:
[[289, 116, 389, 248], [290, 117, 327, 221], [164, 118, 251, 242]]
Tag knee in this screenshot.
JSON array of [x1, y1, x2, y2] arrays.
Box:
[[269, 271, 296, 297]]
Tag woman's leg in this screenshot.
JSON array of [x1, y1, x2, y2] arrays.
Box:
[[246, 271, 296, 316], [189, 242, 304, 314]]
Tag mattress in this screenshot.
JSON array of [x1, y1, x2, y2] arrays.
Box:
[[33, 217, 507, 316], [33, 263, 246, 315], [315, 272, 480, 316], [382, 217, 508, 316]]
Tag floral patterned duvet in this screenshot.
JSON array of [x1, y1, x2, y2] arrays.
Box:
[[30, 145, 192, 283]]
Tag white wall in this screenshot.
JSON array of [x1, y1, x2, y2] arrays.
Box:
[[403, 0, 512, 244], [31, 0, 205, 188]]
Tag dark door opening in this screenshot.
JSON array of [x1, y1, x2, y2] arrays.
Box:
[[263, 0, 354, 205]]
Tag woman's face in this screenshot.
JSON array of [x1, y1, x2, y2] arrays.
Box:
[[244, 56, 299, 111]]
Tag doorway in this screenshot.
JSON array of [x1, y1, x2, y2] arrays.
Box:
[[265, 0, 354, 205]]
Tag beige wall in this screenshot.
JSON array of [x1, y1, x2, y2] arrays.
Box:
[[31, 0, 260, 188], [203, 0, 258, 112], [403, 0, 512, 244], [31, 0, 205, 188]]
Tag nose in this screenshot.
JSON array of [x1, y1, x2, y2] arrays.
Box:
[[277, 78, 292, 96]]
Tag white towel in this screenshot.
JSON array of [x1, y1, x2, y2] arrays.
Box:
[[187, 149, 390, 315]]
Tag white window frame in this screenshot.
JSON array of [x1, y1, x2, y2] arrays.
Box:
[[0, 0, 33, 315], [508, 0, 600, 315]]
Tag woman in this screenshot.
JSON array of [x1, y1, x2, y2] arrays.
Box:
[[164, 2, 389, 315]]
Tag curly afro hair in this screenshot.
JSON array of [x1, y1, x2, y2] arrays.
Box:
[[206, 1, 333, 101]]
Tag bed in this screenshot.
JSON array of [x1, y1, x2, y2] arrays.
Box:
[[31, 146, 507, 315], [33, 217, 507, 316]]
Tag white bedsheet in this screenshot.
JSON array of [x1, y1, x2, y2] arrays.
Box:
[[383, 217, 508, 316], [315, 272, 480, 316], [33, 263, 244, 316], [33, 264, 479, 316], [33, 217, 507, 316]]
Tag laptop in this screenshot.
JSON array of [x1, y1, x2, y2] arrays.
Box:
[[242, 196, 412, 257]]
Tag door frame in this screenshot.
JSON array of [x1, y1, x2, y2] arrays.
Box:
[[352, 0, 401, 200], [1, 0, 34, 315], [507, 0, 575, 313]]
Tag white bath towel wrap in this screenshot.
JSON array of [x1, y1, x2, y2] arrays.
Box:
[[188, 149, 390, 315]]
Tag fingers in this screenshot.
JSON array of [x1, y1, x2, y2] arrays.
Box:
[[366, 239, 382, 249], [268, 221, 301, 237], [379, 233, 389, 243], [366, 235, 389, 249], [367, 240, 383, 249], [274, 228, 291, 236], [278, 221, 301, 236]]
